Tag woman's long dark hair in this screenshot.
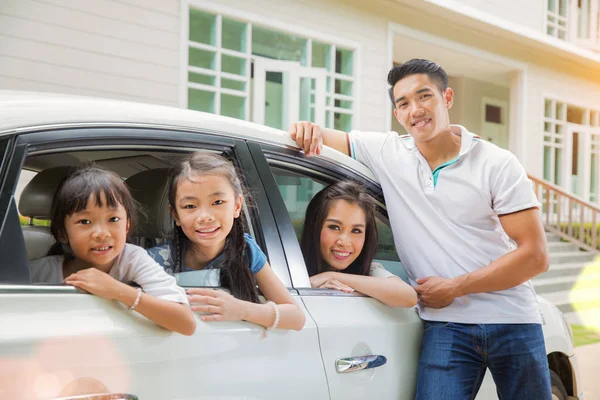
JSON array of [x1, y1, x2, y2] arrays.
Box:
[[48, 165, 139, 257], [168, 152, 260, 303], [300, 181, 378, 277]]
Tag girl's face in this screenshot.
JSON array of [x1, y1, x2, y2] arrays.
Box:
[[319, 200, 367, 271], [172, 173, 242, 255], [63, 192, 129, 271]]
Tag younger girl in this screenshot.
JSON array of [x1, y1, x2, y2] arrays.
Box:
[[148, 152, 305, 331], [29, 166, 196, 336], [301, 181, 417, 307]]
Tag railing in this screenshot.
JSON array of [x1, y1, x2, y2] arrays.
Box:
[[529, 175, 600, 252]]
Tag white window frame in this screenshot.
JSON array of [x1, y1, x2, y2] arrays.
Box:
[[545, 0, 570, 40], [569, 0, 600, 50], [179, 0, 361, 129]]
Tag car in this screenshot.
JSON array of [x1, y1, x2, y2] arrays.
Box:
[[0, 91, 581, 400]]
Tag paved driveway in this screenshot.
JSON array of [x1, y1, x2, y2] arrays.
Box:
[[574, 342, 600, 399]]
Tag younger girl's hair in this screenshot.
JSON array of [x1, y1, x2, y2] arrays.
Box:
[[167, 152, 260, 303], [300, 181, 379, 277], [49, 165, 139, 256]]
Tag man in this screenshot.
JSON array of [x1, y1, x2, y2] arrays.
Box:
[[289, 59, 551, 399]]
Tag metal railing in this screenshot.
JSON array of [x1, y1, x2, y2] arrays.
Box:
[[530, 175, 600, 252]]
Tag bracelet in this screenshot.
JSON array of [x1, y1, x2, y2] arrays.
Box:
[[129, 288, 143, 311], [267, 300, 280, 330]]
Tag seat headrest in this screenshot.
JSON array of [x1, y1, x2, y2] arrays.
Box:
[[126, 168, 172, 238], [19, 166, 74, 219]]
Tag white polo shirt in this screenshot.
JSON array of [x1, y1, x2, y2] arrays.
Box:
[[349, 125, 542, 324]]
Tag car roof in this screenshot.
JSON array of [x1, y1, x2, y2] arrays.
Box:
[[0, 90, 376, 181]]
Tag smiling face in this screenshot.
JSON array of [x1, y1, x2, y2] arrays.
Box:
[[319, 199, 367, 271], [171, 173, 242, 256], [392, 73, 454, 143], [63, 192, 129, 271]]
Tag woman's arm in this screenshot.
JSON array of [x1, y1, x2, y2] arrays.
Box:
[[187, 263, 306, 331], [311, 271, 417, 307]]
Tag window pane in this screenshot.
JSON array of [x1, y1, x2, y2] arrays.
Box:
[[312, 41, 331, 71], [374, 219, 409, 283], [252, 26, 307, 63], [221, 94, 245, 120], [222, 18, 247, 53], [545, 99, 553, 118], [335, 48, 353, 76], [299, 77, 313, 121], [188, 88, 215, 113], [221, 78, 246, 92], [335, 79, 352, 96], [543, 146, 553, 181], [334, 98, 352, 110], [189, 9, 216, 45], [188, 72, 216, 86], [221, 54, 246, 76], [334, 112, 352, 132], [189, 48, 216, 70]]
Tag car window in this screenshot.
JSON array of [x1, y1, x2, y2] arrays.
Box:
[[15, 148, 263, 289], [271, 166, 410, 283]]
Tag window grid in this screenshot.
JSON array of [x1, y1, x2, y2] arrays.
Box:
[[547, 0, 569, 39], [187, 7, 356, 130]]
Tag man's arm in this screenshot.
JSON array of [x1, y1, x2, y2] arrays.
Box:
[[415, 207, 549, 308], [454, 207, 549, 295], [288, 121, 349, 156]]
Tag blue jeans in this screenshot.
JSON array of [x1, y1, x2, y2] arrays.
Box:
[[415, 321, 552, 400]]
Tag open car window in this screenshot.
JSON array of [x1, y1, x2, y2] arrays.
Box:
[[269, 165, 410, 285]]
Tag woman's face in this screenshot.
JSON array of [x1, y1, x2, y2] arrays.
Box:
[[319, 199, 367, 271]]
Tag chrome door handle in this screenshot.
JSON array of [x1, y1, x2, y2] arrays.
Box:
[[54, 394, 138, 400], [335, 355, 387, 373]]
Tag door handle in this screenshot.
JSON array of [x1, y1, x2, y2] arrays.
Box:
[[54, 394, 138, 400], [335, 355, 387, 373]]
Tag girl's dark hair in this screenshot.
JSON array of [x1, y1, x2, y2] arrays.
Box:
[[300, 181, 379, 277], [48, 165, 138, 257], [168, 152, 260, 303]]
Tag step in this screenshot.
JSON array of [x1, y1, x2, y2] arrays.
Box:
[[536, 262, 600, 280], [547, 241, 581, 252], [539, 288, 600, 313], [533, 273, 600, 294], [548, 251, 598, 264], [545, 233, 563, 243]]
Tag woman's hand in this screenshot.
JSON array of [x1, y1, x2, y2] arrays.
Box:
[[187, 288, 247, 322], [310, 272, 355, 293], [64, 268, 125, 300]]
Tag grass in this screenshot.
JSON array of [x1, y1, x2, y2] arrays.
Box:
[[571, 324, 600, 347]]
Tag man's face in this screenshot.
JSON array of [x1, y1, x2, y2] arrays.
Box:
[[392, 73, 454, 143]]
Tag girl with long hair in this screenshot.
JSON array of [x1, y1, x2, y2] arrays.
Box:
[[301, 181, 417, 307], [148, 152, 305, 331]]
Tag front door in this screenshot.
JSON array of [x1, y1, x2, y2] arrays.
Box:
[[252, 57, 326, 130]]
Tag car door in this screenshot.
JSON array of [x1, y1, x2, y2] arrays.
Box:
[[0, 126, 329, 399], [248, 142, 424, 400]]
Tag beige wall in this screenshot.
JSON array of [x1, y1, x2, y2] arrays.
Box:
[[457, 0, 546, 32]]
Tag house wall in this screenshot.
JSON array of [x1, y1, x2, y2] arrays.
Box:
[[0, 0, 181, 106], [456, 0, 546, 32]]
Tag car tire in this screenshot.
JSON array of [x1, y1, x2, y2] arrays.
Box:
[[550, 370, 568, 400]]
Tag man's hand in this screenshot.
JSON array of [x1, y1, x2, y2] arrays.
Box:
[[187, 288, 246, 322], [64, 268, 125, 300], [289, 121, 323, 156], [414, 276, 460, 309]]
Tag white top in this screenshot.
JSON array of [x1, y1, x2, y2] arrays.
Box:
[[29, 243, 188, 304], [350, 125, 542, 324], [369, 262, 395, 279]]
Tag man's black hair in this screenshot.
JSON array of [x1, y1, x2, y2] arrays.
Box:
[[387, 59, 448, 106]]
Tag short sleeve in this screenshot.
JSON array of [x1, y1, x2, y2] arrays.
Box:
[[369, 262, 395, 278], [243, 233, 267, 274], [348, 130, 390, 171], [117, 244, 188, 304], [491, 154, 541, 215]]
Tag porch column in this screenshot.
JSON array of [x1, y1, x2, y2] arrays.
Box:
[[508, 69, 527, 162]]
